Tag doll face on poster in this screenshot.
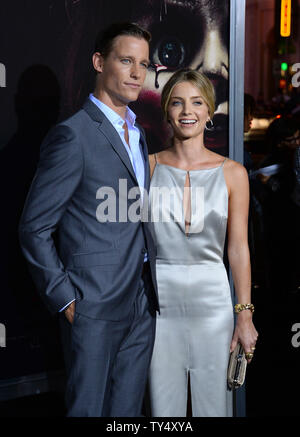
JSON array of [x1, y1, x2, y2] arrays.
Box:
[[130, 0, 229, 151]]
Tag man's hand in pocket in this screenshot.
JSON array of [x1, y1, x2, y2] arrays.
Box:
[[64, 301, 75, 324]]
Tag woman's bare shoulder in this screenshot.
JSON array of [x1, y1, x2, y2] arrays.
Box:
[[205, 150, 230, 167], [149, 148, 173, 164], [218, 157, 248, 198], [223, 158, 249, 198], [223, 158, 248, 178]]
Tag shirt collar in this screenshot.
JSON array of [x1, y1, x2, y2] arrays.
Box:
[[125, 106, 136, 127], [89, 93, 136, 128]]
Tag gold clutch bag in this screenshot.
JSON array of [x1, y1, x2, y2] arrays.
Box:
[[227, 343, 247, 389]]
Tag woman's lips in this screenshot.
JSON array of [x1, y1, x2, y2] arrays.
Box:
[[178, 119, 198, 126]]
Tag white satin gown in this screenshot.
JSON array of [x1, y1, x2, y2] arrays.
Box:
[[148, 157, 234, 417]]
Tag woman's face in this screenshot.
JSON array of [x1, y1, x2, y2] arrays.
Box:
[[130, 0, 229, 152], [167, 81, 210, 141]]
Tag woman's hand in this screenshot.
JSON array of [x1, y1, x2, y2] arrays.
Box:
[[230, 311, 258, 363]]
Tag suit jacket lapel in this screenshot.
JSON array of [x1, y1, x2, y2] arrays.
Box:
[[138, 127, 150, 192], [83, 98, 138, 185]]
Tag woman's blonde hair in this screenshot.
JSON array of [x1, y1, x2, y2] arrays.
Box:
[[161, 69, 215, 120]]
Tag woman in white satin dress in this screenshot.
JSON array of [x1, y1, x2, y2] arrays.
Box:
[[148, 70, 258, 417]]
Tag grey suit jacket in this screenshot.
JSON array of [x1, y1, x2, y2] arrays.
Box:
[[19, 98, 159, 321]]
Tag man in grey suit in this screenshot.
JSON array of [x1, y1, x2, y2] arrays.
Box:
[[19, 22, 159, 417]]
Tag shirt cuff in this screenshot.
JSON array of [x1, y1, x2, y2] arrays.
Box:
[[59, 299, 75, 312]]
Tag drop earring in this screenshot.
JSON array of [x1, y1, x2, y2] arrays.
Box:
[[205, 119, 214, 131]]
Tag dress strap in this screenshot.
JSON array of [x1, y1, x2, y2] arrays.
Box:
[[221, 157, 227, 167]]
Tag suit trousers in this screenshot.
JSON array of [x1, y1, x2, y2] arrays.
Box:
[[59, 270, 156, 417]]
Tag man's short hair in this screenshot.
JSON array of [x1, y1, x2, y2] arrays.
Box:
[[94, 22, 151, 58]]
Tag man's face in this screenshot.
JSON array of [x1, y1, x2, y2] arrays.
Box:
[[94, 35, 150, 107]]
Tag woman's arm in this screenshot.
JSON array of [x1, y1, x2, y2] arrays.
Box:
[[225, 160, 258, 361]]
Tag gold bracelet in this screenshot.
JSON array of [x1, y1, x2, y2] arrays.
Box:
[[234, 303, 255, 314]]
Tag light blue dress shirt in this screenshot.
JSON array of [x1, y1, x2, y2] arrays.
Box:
[[89, 94, 146, 202], [60, 94, 148, 312]]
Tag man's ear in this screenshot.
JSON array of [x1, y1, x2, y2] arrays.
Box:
[[92, 52, 104, 73]]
